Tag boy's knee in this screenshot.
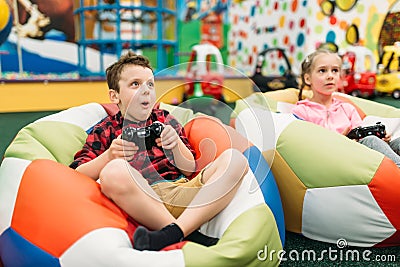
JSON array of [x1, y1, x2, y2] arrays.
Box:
[[100, 159, 133, 196], [227, 148, 247, 163], [220, 148, 241, 159], [100, 158, 127, 180], [220, 149, 249, 175]]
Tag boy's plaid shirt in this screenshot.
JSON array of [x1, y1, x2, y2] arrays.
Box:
[[70, 109, 195, 185]]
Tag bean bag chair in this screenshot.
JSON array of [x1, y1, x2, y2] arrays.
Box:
[[0, 0, 12, 46], [0, 102, 285, 266], [234, 88, 400, 247]]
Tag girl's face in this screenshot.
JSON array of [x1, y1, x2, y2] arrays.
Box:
[[304, 53, 341, 97], [109, 65, 156, 122]]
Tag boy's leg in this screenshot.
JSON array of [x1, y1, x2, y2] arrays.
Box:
[[176, 148, 249, 235], [359, 136, 400, 167], [133, 148, 249, 250], [139, 148, 247, 232], [99, 158, 177, 230]]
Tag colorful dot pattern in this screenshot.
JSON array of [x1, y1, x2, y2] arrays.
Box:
[[228, 0, 395, 76]]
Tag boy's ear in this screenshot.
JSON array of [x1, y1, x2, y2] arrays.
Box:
[[109, 89, 120, 104]]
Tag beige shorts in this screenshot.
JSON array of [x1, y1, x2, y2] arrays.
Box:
[[151, 170, 205, 218]]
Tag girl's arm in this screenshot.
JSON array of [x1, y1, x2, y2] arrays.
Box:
[[292, 105, 309, 121], [347, 105, 363, 129]]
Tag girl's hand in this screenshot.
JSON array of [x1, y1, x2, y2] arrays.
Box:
[[382, 132, 392, 143], [341, 126, 351, 136], [156, 125, 179, 150], [107, 135, 138, 161], [342, 126, 359, 141]]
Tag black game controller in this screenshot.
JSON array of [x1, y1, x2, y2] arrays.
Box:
[[122, 121, 164, 150], [346, 122, 386, 140]]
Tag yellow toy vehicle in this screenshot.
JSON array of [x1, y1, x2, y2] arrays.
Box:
[[376, 43, 400, 99]]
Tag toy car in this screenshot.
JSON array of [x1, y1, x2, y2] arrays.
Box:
[[250, 48, 298, 92], [339, 45, 377, 98], [375, 42, 400, 99], [184, 43, 224, 101]]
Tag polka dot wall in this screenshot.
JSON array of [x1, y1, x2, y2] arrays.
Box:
[[228, 0, 397, 76]]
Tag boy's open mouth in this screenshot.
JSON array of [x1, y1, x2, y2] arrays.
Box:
[[141, 101, 150, 108]]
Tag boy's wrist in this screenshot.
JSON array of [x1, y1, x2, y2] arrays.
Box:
[[104, 149, 114, 162]]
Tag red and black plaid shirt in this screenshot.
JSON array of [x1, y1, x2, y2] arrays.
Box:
[[70, 109, 195, 185]]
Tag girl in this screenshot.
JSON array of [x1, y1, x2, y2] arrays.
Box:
[[292, 49, 400, 167]]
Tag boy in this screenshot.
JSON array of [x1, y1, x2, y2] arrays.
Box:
[[70, 51, 249, 251]]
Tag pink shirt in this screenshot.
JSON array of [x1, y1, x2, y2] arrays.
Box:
[[292, 98, 363, 134]]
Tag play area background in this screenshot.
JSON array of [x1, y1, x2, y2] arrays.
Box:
[[1, 1, 400, 265], [1, 0, 400, 78]]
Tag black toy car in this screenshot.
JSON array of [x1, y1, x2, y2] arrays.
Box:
[[250, 48, 298, 92]]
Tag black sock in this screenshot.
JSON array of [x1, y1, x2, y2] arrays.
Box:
[[184, 230, 219, 246], [133, 223, 184, 251]]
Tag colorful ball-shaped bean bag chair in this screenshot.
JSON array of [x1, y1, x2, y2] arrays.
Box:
[[234, 88, 400, 247], [0, 102, 285, 266], [0, 0, 12, 46]]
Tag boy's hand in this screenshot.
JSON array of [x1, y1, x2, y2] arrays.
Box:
[[156, 125, 179, 150], [107, 136, 139, 161]]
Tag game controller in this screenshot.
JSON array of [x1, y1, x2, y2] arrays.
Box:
[[122, 121, 164, 150], [346, 122, 386, 140]]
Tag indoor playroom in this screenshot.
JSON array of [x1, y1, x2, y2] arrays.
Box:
[[1, 0, 400, 266]]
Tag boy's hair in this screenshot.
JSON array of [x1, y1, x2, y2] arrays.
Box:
[[298, 49, 341, 100], [106, 51, 153, 92]]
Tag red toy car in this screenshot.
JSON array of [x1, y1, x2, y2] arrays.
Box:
[[340, 46, 377, 98], [184, 43, 224, 101]]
